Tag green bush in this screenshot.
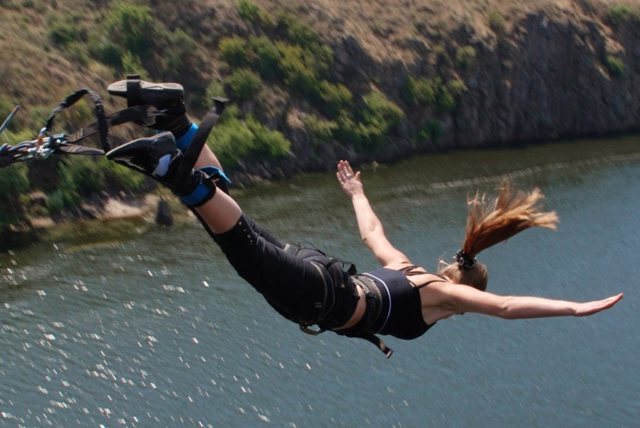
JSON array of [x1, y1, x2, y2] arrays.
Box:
[[45, 188, 74, 215], [58, 157, 105, 198], [455, 45, 477, 70], [405, 76, 464, 112], [277, 12, 321, 47], [606, 4, 640, 26], [100, 160, 146, 192], [224, 68, 262, 101], [315, 81, 353, 118], [405, 76, 438, 106], [276, 43, 316, 93], [206, 79, 226, 101], [237, 0, 273, 27], [164, 30, 200, 77], [219, 36, 251, 68], [447, 78, 467, 96], [488, 10, 506, 34], [332, 92, 404, 150], [121, 51, 144, 75], [436, 78, 466, 112], [418, 119, 443, 141], [362, 91, 404, 127], [247, 117, 291, 157], [207, 117, 290, 167], [104, 1, 155, 58], [605, 54, 625, 77], [90, 38, 122, 68], [0, 163, 29, 228], [303, 114, 337, 144], [333, 113, 361, 146], [48, 21, 79, 46], [248, 36, 281, 79], [237, 0, 261, 21]]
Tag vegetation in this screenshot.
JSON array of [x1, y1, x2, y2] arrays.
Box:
[[487, 10, 506, 34], [605, 54, 625, 77], [606, 4, 640, 26], [0, 163, 29, 228], [455, 46, 477, 71], [0, 0, 634, 236], [207, 116, 290, 168]]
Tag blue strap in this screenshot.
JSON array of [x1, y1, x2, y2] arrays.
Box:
[[200, 166, 232, 185], [180, 180, 215, 207], [175, 123, 199, 151]]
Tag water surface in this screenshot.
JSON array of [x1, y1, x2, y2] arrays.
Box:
[[1, 137, 639, 427]]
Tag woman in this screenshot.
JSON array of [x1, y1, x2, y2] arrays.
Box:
[[106, 79, 623, 357]]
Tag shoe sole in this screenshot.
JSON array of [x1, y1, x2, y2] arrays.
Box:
[[107, 80, 184, 99]]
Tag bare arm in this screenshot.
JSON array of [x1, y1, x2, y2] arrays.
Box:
[[429, 281, 624, 319], [336, 160, 410, 266]]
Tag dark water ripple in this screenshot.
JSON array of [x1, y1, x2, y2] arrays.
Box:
[[1, 138, 639, 427]]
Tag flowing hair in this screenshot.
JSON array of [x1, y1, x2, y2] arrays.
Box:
[[438, 181, 559, 290]]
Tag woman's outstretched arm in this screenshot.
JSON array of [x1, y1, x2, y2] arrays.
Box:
[[427, 281, 623, 319], [336, 160, 410, 267]]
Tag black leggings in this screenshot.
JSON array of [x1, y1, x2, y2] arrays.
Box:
[[212, 215, 358, 326]]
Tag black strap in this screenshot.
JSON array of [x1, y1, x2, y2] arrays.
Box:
[[125, 74, 143, 108], [64, 105, 166, 146], [360, 333, 393, 358], [0, 105, 20, 135], [175, 97, 227, 182], [43, 88, 109, 152]]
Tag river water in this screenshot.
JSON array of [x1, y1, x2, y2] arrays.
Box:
[[1, 137, 639, 427]]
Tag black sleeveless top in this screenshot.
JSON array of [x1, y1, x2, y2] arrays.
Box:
[[360, 266, 444, 340]]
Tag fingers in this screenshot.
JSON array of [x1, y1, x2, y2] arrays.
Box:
[[336, 160, 357, 183], [576, 293, 624, 316]]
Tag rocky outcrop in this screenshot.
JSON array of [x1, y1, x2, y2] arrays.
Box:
[[326, 7, 640, 154]]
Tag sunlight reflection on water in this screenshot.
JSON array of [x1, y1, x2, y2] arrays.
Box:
[[1, 138, 639, 427]]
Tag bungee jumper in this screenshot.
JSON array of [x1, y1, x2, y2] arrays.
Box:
[[102, 77, 623, 357], [0, 77, 623, 357]]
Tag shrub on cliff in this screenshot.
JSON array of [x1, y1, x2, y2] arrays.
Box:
[[224, 68, 262, 101], [43, 157, 105, 214], [0, 163, 29, 228], [207, 116, 291, 168], [606, 4, 640, 27], [104, 2, 155, 60], [333, 91, 404, 150]]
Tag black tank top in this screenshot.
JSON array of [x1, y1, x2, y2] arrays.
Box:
[[362, 267, 440, 340]]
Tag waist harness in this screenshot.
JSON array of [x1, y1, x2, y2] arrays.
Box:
[[283, 243, 359, 331], [334, 275, 394, 358], [285, 244, 394, 358]]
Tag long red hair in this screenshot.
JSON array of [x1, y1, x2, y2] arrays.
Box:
[[438, 181, 558, 290]]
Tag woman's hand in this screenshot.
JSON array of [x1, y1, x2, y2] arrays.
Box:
[[336, 160, 364, 199], [573, 293, 624, 316]]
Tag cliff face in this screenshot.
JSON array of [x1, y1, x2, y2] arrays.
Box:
[[1, 1, 639, 173], [449, 11, 640, 147], [319, 1, 640, 155], [1, 0, 639, 234]]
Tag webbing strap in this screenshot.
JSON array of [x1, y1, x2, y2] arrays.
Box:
[[44, 88, 109, 152], [0, 105, 20, 135], [175, 97, 227, 182], [126, 74, 143, 108]]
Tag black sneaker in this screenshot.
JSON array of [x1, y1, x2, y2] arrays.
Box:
[[107, 74, 192, 137], [106, 131, 178, 177], [106, 132, 216, 207]]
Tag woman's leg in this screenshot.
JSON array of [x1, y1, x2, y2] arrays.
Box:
[[193, 188, 243, 234], [105, 119, 342, 327], [107, 76, 229, 192]]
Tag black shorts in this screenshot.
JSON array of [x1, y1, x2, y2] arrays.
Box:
[[212, 215, 359, 327]]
